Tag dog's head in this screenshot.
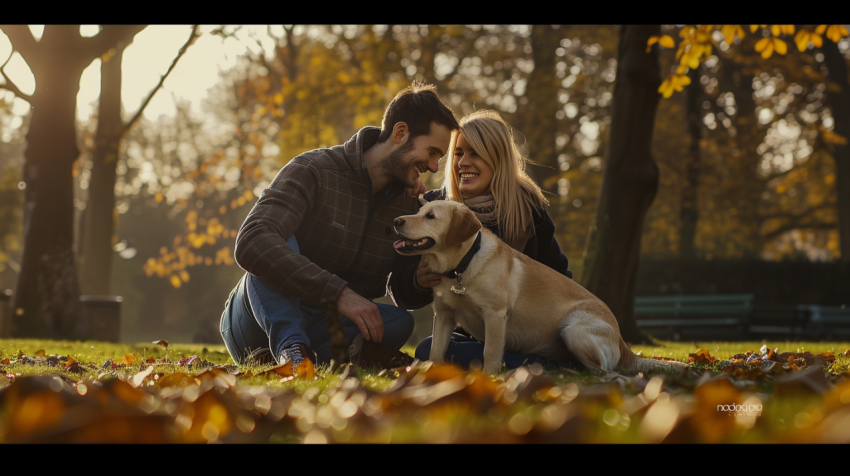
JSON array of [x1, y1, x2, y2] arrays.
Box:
[[392, 200, 482, 255]]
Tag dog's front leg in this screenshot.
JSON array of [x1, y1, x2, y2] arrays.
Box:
[[482, 311, 508, 376], [429, 309, 455, 364]]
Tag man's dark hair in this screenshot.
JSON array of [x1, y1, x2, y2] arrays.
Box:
[[377, 81, 460, 143]]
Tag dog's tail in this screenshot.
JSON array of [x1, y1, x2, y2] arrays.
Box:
[[616, 338, 689, 375]]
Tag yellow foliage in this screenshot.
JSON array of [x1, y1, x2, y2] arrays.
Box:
[[755, 37, 786, 59], [170, 275, 182, 289], [721, 25, 745, 45], [155, 193, 164, 202], [658, 73, 691, 98], [826, 25, 850, 43]]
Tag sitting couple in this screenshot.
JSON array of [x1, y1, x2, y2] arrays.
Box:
[[220, 81, 578, 374]]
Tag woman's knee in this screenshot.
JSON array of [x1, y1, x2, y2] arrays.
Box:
[[415, 337, 432, 361]]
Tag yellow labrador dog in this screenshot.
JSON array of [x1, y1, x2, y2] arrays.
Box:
[[393, 199, 688, 376]]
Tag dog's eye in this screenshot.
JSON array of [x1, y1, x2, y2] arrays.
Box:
[[426, 212, 435, 219]]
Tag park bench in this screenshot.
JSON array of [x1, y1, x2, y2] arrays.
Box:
[[798, 305, 850, 340], [744, 305, 810, 340], [634, 294, 753, 341]]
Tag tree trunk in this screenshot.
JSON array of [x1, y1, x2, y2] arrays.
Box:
[[13, 28, 87, 337], [79, 47, 125, 295], [821, 39, 850, 263], [522, 24, 561, 191], [680, 66, 703, 259], [581, 25, 661, 344], [727, 65, 764, 257]]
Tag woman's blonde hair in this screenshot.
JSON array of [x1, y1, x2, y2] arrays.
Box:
[[442, 109, 548, 248]]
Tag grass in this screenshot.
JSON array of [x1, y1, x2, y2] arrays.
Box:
[[2, 337, 850, 443]]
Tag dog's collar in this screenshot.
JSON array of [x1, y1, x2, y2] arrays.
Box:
[[443, 231, 481, 279]]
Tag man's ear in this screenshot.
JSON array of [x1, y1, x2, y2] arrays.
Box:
[[392, 121, 409, 145], [444, 207, 482, 248]]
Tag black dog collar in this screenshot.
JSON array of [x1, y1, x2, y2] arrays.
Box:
[[443, 231, 482, 279]]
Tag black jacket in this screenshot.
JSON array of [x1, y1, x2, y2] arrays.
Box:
[[387, 188, 572, 310]]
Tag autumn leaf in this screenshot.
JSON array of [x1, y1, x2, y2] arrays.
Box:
[[131, 366, 155, 388], [295, 359, 316, 380], [721, 25, 745, 45], [688, 348, 716, 364], [152, 340, 169, 350], [64, 361, 84, 373], [157, 372, 200, 388], [826, 24, 850, 43], [34, 349, 46, 358], [121, 354, 134, 366]]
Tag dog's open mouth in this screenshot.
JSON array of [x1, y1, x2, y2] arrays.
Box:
[[393, 236, 436, 254]]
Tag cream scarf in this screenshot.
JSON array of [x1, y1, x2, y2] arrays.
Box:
[[463, 192, 533, 251], [463, 193, 497, 227]]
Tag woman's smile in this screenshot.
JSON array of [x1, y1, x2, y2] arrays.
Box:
[[454, 134, 493, 197]]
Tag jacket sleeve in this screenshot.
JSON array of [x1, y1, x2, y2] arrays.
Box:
[[234, 157, 349, 308], [533, 208, 573, 279], [386, 256, 435, 310]]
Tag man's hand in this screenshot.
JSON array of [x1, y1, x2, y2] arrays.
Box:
[[336, 287, 383, 342], [405, 177, 427, 198], [415, 256, 443, 289]]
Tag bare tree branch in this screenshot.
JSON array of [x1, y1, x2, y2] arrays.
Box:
[[0, 25, 41, 65], [84, 25, 147, 61], [761, 202, 837, 222], [763, 221, 838, 241], [122, 25, 199, 134], [0, 53, 32, 101]]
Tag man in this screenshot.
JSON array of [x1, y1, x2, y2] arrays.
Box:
[[220, 81, 459, 373]]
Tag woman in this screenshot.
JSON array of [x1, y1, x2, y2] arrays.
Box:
[[410, 109, 582, 371]]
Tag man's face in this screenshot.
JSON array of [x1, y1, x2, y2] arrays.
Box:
[[381, 122, 452, 189]]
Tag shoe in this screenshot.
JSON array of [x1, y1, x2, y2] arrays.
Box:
[[280, 343, 317, 373], [244, 347, 274, 365], [356, 340, 414, 370]]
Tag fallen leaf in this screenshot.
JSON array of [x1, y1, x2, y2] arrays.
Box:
[[131, 366, 155, 388], [152, 340, 169, 350], [121, 354, 134, 366], [295, 359, 316, 380], [775, 365, 829, 394], [64, 361, 84, 373], [35, 349, 46, 358], [1, 358, 8, 365], [156, 372, 200, 388]]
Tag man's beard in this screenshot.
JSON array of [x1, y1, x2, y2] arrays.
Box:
[[380, 140, 418, 188]]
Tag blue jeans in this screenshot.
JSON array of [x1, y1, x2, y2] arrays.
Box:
[[220, 235, 414, 365], [414, 333, 585, 371]]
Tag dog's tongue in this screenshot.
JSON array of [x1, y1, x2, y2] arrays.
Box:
[[393, 239, 407, 249]]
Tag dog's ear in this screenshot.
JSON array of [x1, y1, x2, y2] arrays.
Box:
[[444, 206, 482, 248]]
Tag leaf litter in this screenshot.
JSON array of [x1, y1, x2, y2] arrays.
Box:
[[1, 345, 850, 442]]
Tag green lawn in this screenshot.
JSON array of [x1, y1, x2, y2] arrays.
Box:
[[2, 337, 850, 443]]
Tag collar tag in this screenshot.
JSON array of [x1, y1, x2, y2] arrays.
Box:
[[451, 272, 465, 295]]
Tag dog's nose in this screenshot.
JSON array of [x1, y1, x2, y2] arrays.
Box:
[[394, 217, 405, 227]]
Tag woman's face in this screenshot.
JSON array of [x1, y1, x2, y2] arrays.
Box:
[[454, 133, 494, 199]]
